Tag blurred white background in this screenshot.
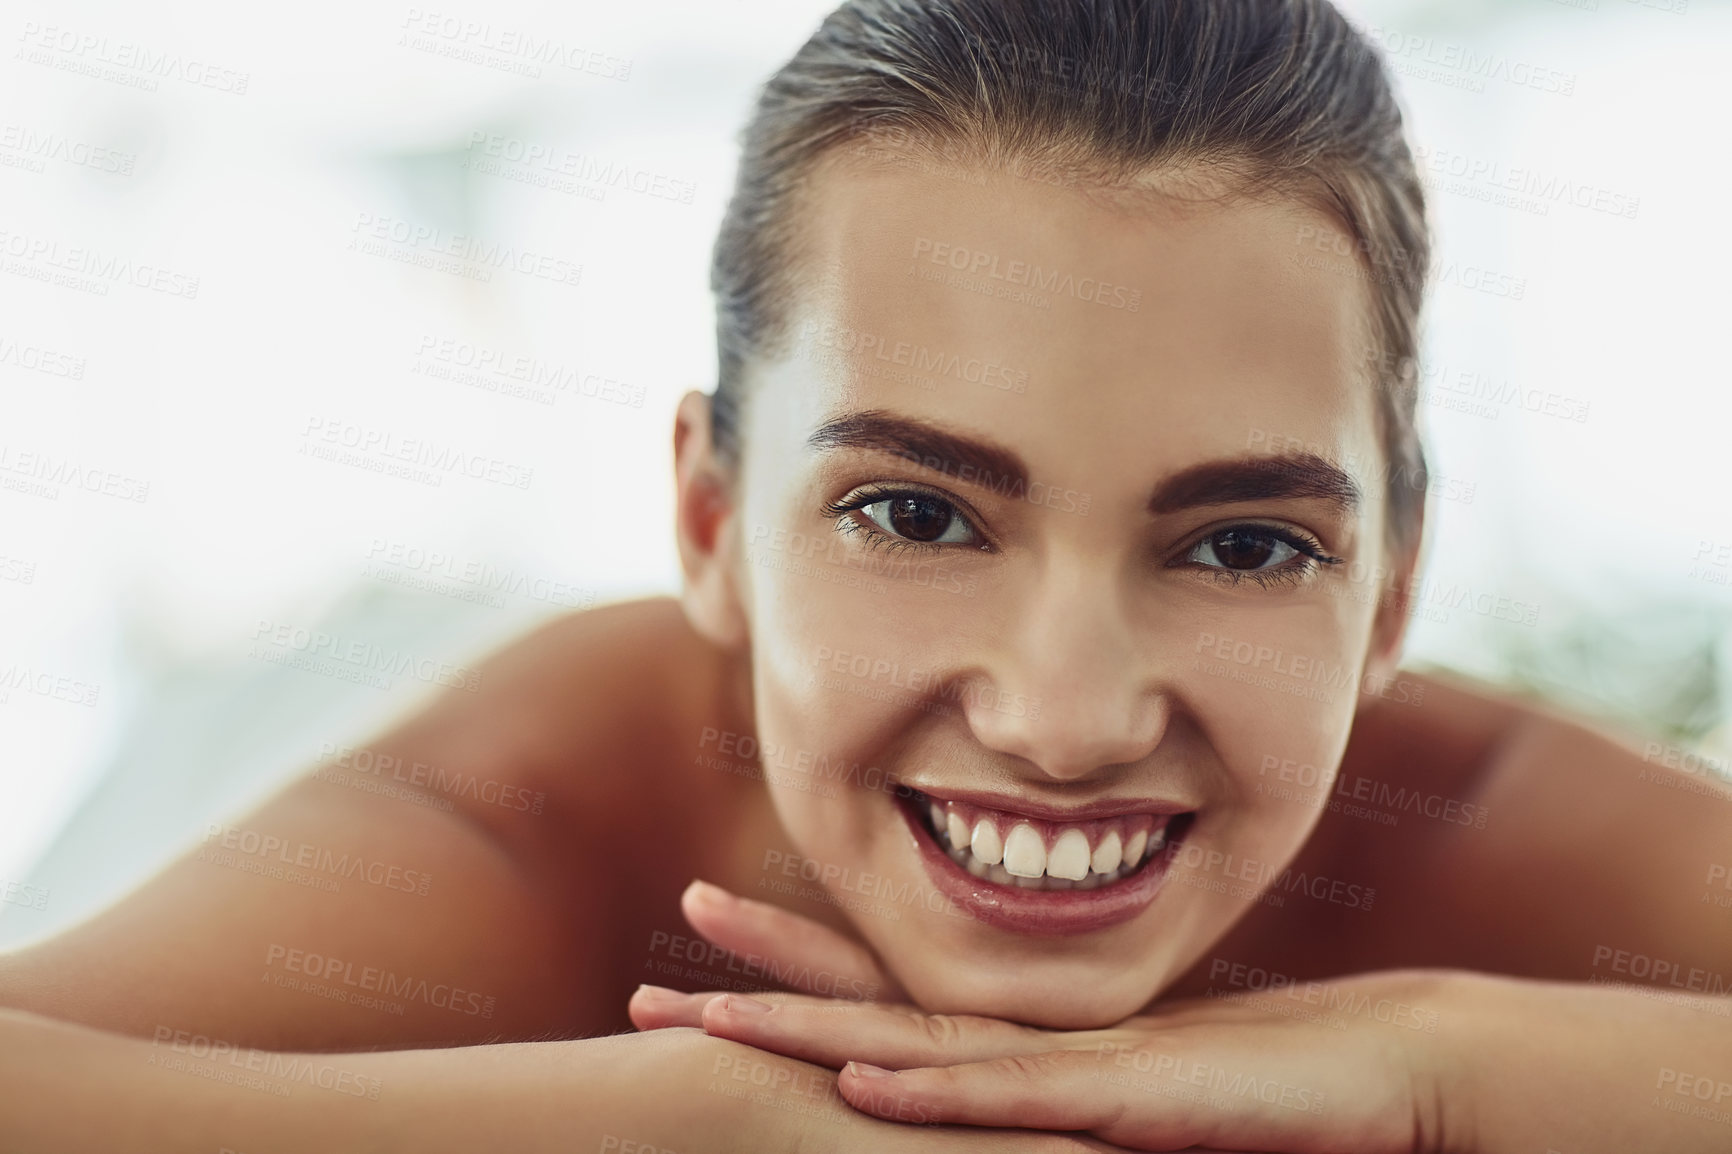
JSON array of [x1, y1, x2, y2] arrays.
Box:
[[2, 0, 1729, 948]]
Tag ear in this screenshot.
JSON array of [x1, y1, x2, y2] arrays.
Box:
[[673, 389, 750, 651]]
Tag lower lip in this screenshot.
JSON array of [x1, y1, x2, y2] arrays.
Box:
[[895, 794, 1187, 936]]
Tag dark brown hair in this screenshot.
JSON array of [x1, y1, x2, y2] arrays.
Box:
[[710, 0, 1430, 555]]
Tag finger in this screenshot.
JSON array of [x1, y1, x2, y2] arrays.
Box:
[[699, 991, 1064, 1071], [627, 984, 725, 1030], [681, 878, 901, 1001], [833, 1032, 1416, 1153]]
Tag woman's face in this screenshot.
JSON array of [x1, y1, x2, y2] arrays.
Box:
[[716, 153, 1404, 1029]]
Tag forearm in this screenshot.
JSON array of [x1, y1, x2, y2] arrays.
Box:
[[1459, 975, 1732, 1153], [0, 1006, 695, 1154]]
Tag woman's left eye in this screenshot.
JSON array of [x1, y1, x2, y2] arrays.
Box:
[[1185, 528, 1317, 573], [858, 493, 978, 546]]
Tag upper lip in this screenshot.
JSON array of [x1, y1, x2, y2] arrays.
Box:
[[907, 785, 1195, 823]]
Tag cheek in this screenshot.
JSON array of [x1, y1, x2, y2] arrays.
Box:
[[749, 625, 919, 865], [1185, 614, 1369, 811]]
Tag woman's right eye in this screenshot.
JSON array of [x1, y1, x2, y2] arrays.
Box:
[[822, 485, 985, 551], [857, 492, 979, 546]]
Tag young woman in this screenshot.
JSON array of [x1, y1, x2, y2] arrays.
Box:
[[3, 1, 1727, 1151]]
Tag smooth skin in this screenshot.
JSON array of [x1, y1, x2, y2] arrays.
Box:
[[3, 151, 1730, 1151]]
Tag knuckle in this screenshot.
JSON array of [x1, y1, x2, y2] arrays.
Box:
[[917, 1011, 966, 1048], [991, 1052, 1057, 1081]]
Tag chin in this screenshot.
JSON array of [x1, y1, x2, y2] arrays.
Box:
[[896, 963, 1158, 1030]]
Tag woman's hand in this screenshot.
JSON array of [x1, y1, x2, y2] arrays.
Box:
[[637, 880, 1732, 1153], [634, 880, 1394, 1152], [635, 977, 1443, 1153]]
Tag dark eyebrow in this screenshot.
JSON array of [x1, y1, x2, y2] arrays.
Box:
[[806, 410, 1030, 493], [1148, 454, 1361, 515], [806, 411, 1361, 514]]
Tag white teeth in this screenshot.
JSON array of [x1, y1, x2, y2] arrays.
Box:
[[926, 798, 1182, 892], [1091, 830, 1123, 875], [1046, 829, 1091, 881], [971, 819, 1004, 866], [946, 811, 972, 852], [1002, 823, 1047, 878]]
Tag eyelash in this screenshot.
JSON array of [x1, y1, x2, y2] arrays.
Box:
[[1177, 525, 1345, 590], [819, 484, 1344, 588], [819, 483, 989, 557]]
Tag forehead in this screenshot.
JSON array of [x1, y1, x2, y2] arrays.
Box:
[[759, 151, 1383, 493]]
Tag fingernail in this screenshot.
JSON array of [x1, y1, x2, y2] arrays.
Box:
[[634, 984, 684, 1003], [685, 879, 727, 905], [721, 994, 772, 1014], [847, 1061, 893, 1079]]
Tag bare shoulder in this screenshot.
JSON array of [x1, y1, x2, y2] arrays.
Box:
[[0, 596, 758, 1046], [382, 596, 755, 837], [1314, 669, 1730, 978]]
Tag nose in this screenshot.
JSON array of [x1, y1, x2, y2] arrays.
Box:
[[960, 558, 1169, 781]]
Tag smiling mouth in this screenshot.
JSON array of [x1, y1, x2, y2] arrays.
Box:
[[901, 789, 1196, 894]]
